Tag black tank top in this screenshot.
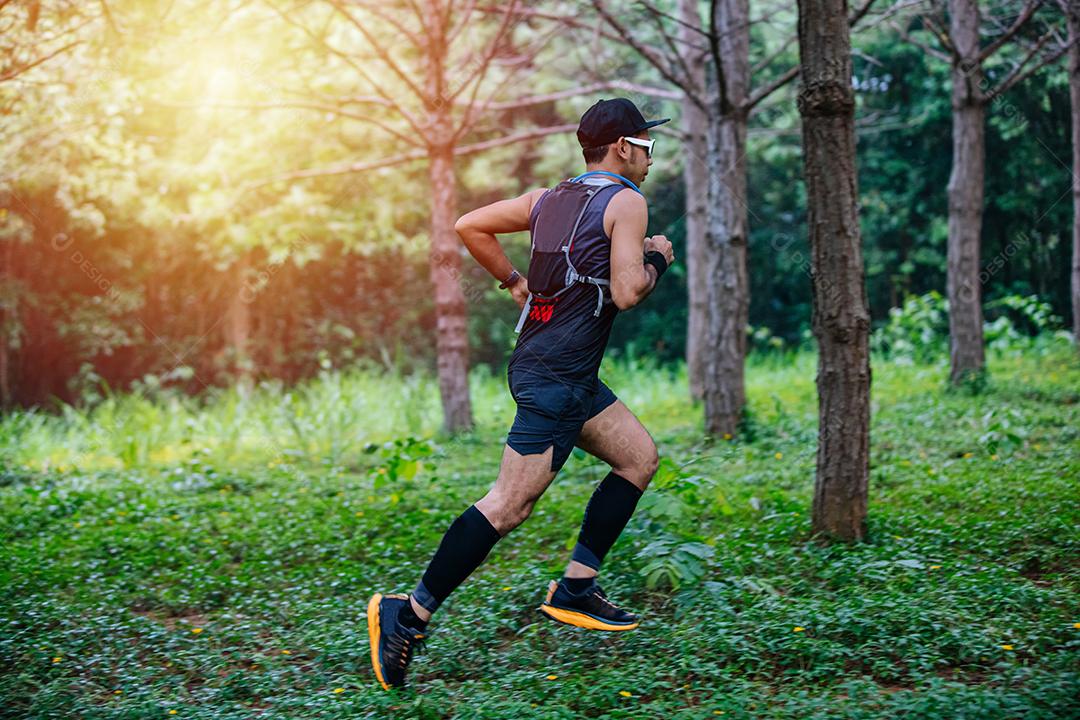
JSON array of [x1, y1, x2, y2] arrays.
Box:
[[507, 179, 627, 390]]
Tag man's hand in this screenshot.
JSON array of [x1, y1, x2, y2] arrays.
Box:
[[644, 234, 675, 265], [508, 275, 529, 309]]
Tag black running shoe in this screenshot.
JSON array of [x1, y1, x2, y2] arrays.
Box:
[[367, 593, 426, 689], [538, 579, 640, 631]]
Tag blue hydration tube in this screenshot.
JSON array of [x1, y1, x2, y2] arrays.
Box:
[[570, 170, 643, 196]]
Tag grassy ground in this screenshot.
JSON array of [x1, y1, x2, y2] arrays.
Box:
[[1, 346, 1078, 719]]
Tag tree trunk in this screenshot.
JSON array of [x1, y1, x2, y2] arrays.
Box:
[[224, 253, 252, 384], [701, 0, 751, 437], [428, 145, 473, 432], [680, 0, 709, 401], [0, 232, 13, 408], [1067, 0, 1080, 350], [797, 0, 871, 541], [424, 0, 473, 433], [946, 0, 986, 382]]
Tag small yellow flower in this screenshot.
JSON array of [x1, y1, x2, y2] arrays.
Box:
[[502, 586, 512, 591], [618, 690, 632, 697], [990, 454, 999, 461], [962, 452, 973, 459], [114, 690, 122, 695], [190, 628, 203, 634], [774, 452, 783, 460], [355, 511, 364, 517], [165, 661, 173, 667], [714, 712, 726, 716], [723, 433, 732, 440], [332, 687, 345, 694], [793, 626, 805, 632], [1000, 644, 1014, 651], [52, 656, 62, 663], [546, 674, 558, 680], [1073, 622, 1080, 629], [929, 565, 942, 570], [281, 650, 291, 655]]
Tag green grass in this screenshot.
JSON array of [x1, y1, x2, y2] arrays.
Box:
[[1, 346, 1078, 718]]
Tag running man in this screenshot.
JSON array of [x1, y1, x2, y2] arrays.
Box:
[[367, 98, 675, 690]]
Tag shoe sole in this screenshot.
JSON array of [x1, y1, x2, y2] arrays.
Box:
[[538, 602, 640, 632], [367, 593, 391, 690], [538, 579, 639, 631]]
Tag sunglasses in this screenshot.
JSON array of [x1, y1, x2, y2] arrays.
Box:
[[622, 136, 655, 158]]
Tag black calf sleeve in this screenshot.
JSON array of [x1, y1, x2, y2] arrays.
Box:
[[411, 504, 502, 613], [570, 472, 644, 570]]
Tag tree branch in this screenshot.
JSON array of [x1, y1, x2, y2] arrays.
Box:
[[267, 0, 429, 140], [447, 0, 519, 104], [449, 0, 521, 142], [889, 18, 951, 63], [347, 0, 424, 49], [977, 0, 1040, 64], [246, 122, 578, 188], [0, 40, 81, 83], [325, 0, 426, 102], [591, 0, 697, 100], [149, 98, 422, 147], [984, 31, 1078, 102], [747, 0, 880, 112], [476, 80, 682, 112]]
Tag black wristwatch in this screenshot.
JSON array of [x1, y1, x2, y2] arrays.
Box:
[[498, 269, 521, 289]]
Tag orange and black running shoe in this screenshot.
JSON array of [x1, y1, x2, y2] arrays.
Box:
[[367, 593, 426, 690], [538, 579, 640, 631]]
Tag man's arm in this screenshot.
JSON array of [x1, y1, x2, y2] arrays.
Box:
[[608, 189, 675, 310], [454, 188, 546, 286]]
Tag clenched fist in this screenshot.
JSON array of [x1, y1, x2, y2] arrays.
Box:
[[644, 234, 675, 265]]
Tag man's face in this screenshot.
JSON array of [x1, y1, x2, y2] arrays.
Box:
[[621, 130, 653, 185]]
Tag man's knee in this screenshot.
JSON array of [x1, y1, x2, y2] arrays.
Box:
[[621, 441, 659, 490], [477, 492, 534, 535]]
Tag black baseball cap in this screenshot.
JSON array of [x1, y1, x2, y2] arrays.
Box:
[[577, 98, 670, 149]]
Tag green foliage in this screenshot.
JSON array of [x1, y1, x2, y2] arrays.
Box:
[[871, 291, 949, 363], [872, 292, 1071, 365]]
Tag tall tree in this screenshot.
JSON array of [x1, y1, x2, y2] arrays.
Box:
[[796, 0, 871, 539], [893, 0, 1071, 383], [1063, 0, 1080, 350]]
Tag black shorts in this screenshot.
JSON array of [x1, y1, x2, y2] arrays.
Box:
[[505, 370, 618, 472]]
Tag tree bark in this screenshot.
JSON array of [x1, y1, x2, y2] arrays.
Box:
[[425, 0, 473, 432], [946, 0, 987, 383], [797, 0, 871, 541], [1067, 0, 1080, 350], [428, 144, 473, 432], [224, 253, 253, 384], [680, 0, 709, 401], [701, 0, 750, 437]]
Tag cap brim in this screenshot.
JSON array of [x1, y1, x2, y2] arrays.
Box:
[[637, 118, 671, 131]]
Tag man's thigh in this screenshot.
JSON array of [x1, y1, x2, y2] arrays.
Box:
[[574, 397, 657, 487]]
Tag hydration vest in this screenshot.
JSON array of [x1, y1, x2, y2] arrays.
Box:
[[514, 171, 642, 333]]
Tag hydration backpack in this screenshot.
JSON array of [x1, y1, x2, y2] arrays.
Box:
[[515, 174, 631, 333]]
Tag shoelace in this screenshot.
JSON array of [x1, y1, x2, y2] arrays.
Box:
[[589, 585, 619, 612], [386, 627, 426, 669]]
